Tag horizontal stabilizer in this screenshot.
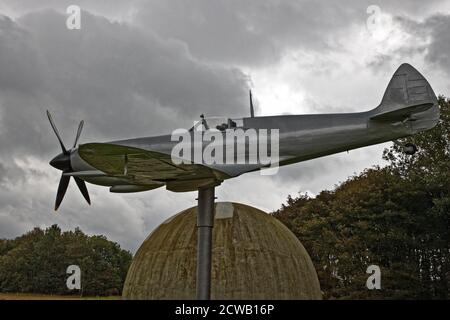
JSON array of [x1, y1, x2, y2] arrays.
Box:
[[370, 102, 434, 121]]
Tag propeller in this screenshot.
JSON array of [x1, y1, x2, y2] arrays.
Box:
[[47, 110, 91, 211]]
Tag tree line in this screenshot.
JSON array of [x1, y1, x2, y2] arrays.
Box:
[[273, 96, 450, 299], [0, 225, 132, 296]]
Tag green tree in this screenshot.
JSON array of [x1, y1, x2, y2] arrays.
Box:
[[274, 96, 450, 299], [0, 225, 133, 296]]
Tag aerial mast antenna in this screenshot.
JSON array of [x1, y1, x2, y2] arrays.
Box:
[[249, 90, 255, 118]]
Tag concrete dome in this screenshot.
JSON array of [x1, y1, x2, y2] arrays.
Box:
[[123, 202, 322, 299]]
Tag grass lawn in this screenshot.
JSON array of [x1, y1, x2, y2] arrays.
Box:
[[0, 293, 121, 300]]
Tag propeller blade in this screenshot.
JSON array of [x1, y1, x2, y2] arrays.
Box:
[[46, 110, 68, 155], [73, 120, 84, 148], [74, 177, 91, 205], [55, 174, 70, 211]]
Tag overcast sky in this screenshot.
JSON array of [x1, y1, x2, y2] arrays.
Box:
[[0, 0, 449, 252]]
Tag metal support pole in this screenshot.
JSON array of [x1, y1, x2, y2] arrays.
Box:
[[196, 186, 215, 300]]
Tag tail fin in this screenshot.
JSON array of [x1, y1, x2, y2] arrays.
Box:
[[371, 63, 439, 126]]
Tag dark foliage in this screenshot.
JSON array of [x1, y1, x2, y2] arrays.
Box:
[[274, 97, 450, 299], [0, 225, 132, 296]]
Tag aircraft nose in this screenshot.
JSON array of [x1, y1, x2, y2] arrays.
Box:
[[50, 153, 71, 171]]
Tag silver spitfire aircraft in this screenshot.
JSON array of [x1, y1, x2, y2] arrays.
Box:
[[47, 63, 440, 300], [48, 63, 439, 210]]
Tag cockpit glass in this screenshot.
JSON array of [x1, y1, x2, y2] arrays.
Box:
[[190, 116, 241, 132]]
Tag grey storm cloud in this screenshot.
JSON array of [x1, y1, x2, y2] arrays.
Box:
[[425, 15, 450, 69], [0, 0, 138, 19], [134, 0, 446, 66], [0, 162, 6, 185], [378, 13, 450, 78], [408, 14, 450, 75], [0, 10, 249, 155]]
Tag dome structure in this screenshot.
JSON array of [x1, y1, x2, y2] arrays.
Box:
[[123, 202, 321, 299]]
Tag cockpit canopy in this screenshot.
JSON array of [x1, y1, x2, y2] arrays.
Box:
[[190, 116, 243, 132]]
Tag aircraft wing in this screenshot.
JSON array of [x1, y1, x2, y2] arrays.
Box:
[[78, 143, 228, 192]]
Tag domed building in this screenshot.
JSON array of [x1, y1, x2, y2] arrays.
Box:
[[123, 202, 322, 299]]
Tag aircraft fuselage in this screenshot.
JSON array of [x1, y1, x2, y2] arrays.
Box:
[[69, 109, 418, 188]]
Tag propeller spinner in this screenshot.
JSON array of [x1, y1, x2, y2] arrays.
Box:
[[47, 110, 91, 211]]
